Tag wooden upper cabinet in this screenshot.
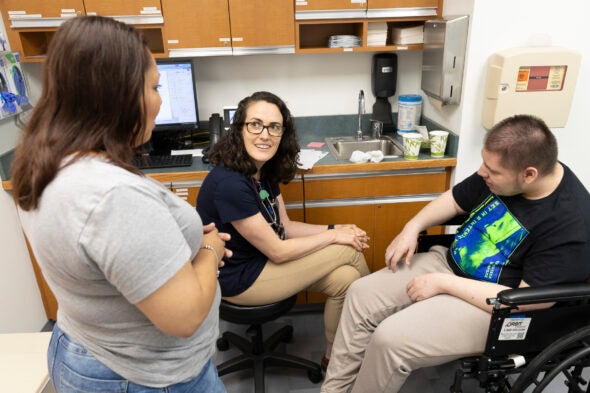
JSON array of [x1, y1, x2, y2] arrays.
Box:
[[295, 0, 367, 11], [295, 0, 367, 19], [82, 1, 166, 56], [83, 0, 164, 24], [368, 0, 439, 8], [366, 0, 441, 18], [161, 0, 232, 56], [229, 0, 294, 50], [0, 0, 85, 18], [161, 0, 294, 56], [83, 0, 162, 16], [0, 0, 84, 61]]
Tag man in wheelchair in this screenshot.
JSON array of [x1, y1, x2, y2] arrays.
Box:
[[321, 114, 590, 393]]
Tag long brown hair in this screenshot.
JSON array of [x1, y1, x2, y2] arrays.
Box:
[[11, 16, 152, 210], [209, 91, 300, 184]]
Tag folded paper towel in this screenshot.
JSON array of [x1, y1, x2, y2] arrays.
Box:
[[349, 150, 384, 163], [298, 149, 329, 170]]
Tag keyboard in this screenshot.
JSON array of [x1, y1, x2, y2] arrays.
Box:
[[134, 154, 193, 169]]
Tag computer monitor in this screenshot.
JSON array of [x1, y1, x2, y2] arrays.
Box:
[[149, 58, 200, 153]]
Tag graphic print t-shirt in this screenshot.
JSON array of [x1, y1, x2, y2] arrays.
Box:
[[448, 166, 590, 288], [451, 195, 528, 283]]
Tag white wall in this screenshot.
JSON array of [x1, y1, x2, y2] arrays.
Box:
[[0, 34, 425, 332], [432, 0, 590, 188], [194, 51, 423, 119], [1, 0, 589, 331], [0, 63, 46, 333]]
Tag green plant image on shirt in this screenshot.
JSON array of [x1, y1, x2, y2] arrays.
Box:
[[451, 196, 528, 283]]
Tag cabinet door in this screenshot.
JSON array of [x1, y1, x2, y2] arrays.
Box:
[[372, 201, 430, 271], [295, 0, 368, 10], [295, 0, 366, 20], [23, 234, 58, 321], [305, 204, 374, 302], [83, 0, 163, 17], [296, 0, 366, 12], [229, 0, 294, 50], [367, 0, 440, 17], [368, 0, 438, 8], [171, 186, 200, 207], [0, 0, 85, 18], [0, 0, 85, 59], [161, 0, 231, 53]]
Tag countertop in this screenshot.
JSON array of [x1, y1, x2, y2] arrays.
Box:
[[1, 115, 457, 189], [0, 332, 52, 393]]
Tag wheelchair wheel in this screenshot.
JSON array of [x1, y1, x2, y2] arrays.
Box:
[[510, 325, 590, 393]]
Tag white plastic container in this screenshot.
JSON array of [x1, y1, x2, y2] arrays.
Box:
[[397, 94, 422, 132]]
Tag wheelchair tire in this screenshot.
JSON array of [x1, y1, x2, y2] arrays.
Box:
[[509, 324, 590, 393]]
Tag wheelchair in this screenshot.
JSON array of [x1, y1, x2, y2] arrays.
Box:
[[417, 221, 590, 393]]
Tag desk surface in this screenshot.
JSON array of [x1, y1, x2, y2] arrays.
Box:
[[0, 332, 52, 393]]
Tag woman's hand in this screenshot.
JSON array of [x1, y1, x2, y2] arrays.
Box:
[[331, 225, 370, 252], [333, 224, 367, 237], [203, 222, 232, 267]]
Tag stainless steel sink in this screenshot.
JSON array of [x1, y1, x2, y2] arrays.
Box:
[[325, 136, 404, 160]]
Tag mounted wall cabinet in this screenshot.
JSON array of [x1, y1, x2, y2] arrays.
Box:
[[162, 0, 294, 57], [161, 0, 232, 57], [295, 0, 443, 53], [295, 0, 440, 19], [295, 0, 367, 20], [0, 0, 166, 62]]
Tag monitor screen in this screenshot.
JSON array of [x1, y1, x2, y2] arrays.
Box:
[[154, 58, 199, 131]]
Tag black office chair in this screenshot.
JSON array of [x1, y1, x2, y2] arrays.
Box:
[[417, 218, 590, 393], [216, 295, 323, 393]]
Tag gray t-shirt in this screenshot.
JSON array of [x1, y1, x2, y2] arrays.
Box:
[[18, 156, 220, 387]]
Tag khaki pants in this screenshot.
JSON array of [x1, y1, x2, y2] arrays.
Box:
[[321, 246, 491, 393], [224, 244, 370, 350]]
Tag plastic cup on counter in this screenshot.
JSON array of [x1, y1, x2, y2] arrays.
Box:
[[429, 130, 449, 158], [402, 133, 422, 160]]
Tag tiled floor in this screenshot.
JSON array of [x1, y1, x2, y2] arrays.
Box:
[[215, 308, 580, 393], [214, 307, 475, 393], [45, 311, 574, 392]]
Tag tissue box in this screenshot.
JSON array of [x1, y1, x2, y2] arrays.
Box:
[[391, 24, 424, 45]]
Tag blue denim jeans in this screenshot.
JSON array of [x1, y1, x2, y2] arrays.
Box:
[[48, 323, 226, 393]]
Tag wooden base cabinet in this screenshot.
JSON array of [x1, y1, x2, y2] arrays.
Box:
[[304, 203, 374, 303], [372, 200, 431, 271], [302, 168, 451, 272], [14, 168, 451, 318]]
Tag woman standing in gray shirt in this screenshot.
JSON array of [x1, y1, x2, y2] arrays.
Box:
[[11, 16, 228, 392]]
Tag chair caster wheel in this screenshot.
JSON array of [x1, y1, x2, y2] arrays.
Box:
[[216, 337, 229, 351], [282, 325, 294, 343], [308, 368, 323, 383]]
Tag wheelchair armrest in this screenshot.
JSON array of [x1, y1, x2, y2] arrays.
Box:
[[495, 283, 590, 306]]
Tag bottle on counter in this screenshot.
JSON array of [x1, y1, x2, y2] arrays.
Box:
[[397, 94, 422, 132]]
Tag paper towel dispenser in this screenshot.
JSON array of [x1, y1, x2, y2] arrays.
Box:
[[421, 15, 469, 105]]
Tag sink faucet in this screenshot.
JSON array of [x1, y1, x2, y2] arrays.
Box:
[[356, 90, 365, 140]]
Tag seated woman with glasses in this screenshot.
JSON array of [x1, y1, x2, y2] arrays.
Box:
[[197, 91, 370, 370]]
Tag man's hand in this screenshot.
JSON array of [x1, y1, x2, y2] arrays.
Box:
[[406, 273, 448, 301], [385, 229, 419, 271]]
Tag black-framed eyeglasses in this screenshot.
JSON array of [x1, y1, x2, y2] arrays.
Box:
[[244, 121, 285, 137]]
